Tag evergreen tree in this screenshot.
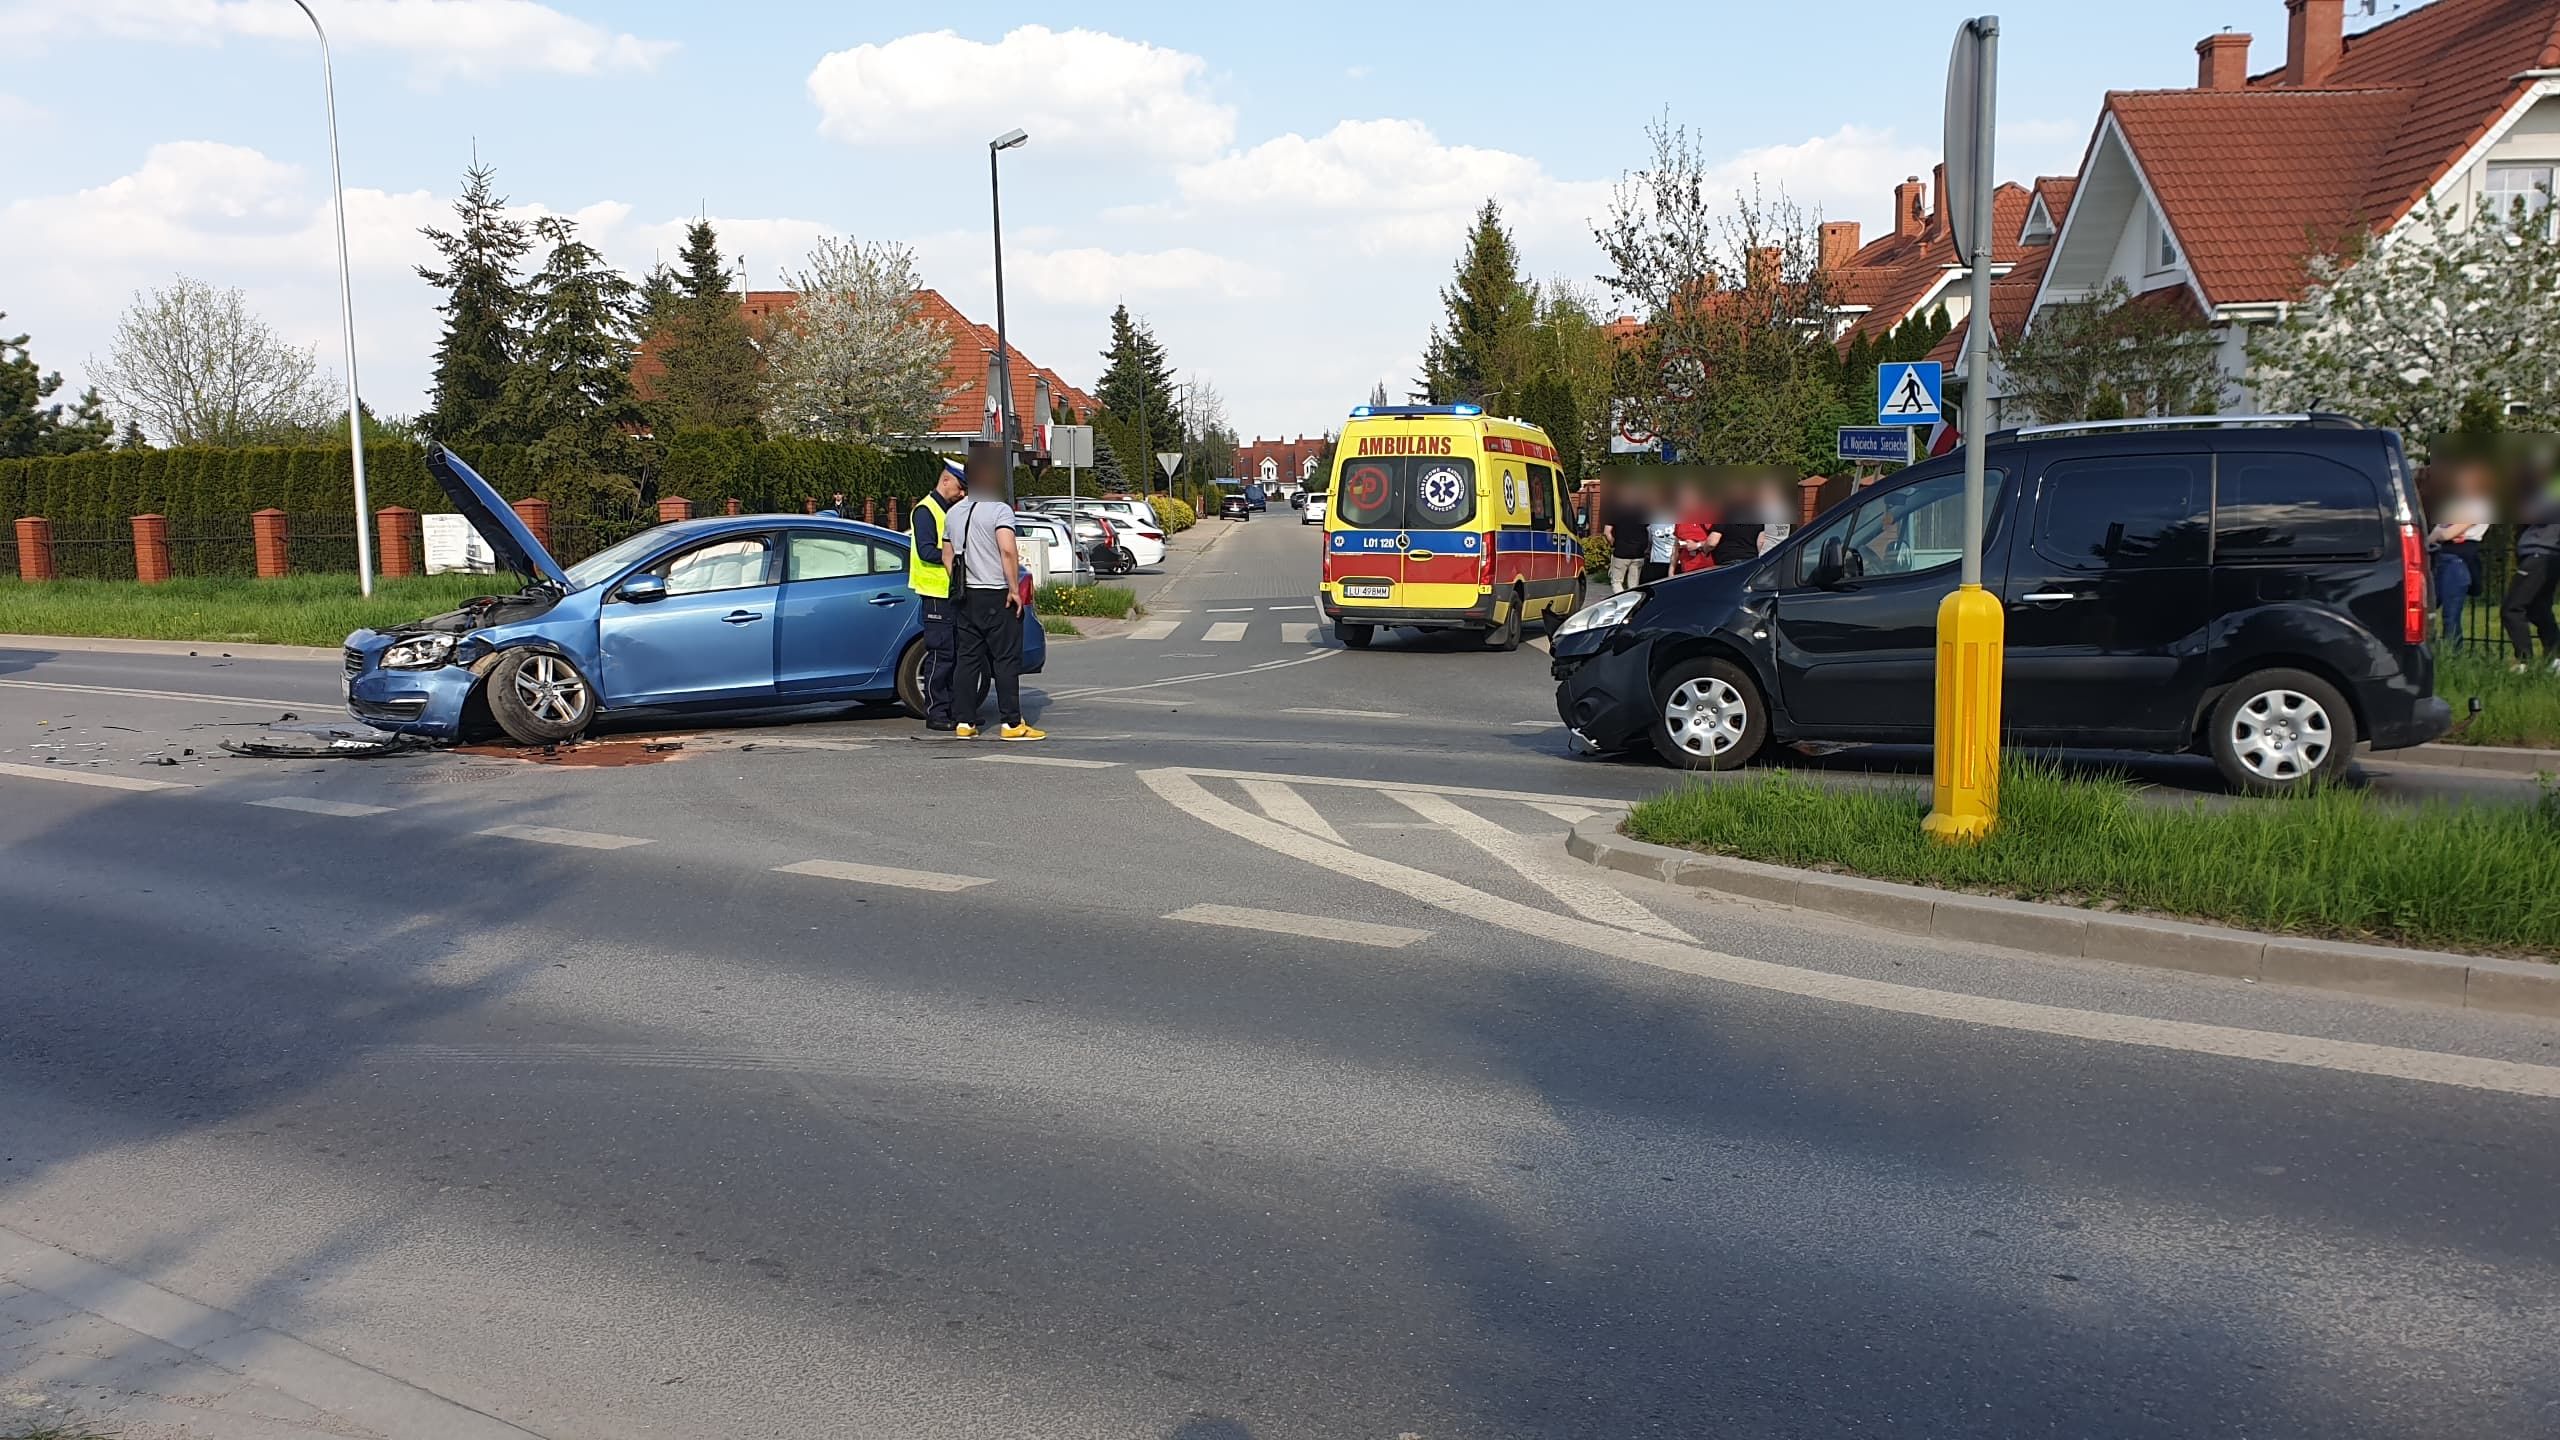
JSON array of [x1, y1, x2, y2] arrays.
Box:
[[1516, 371, 1580, 480], [0, 316, 111, 457], [417, 161, 533, 446], [1368, 380, 1392, 409], [1421, 199, 1534, 407], [505, 215, 643, 481], [1095, 304, 1180, 459], [650, 219, 763, 433], [637, 265, 680, 333], [1091, 424, 1127, 488]]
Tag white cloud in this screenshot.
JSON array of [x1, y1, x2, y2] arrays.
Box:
[[807, 26, 1233, 160], [1011, 247, 1271, 305], [1176, 119, 1610, 257], [0, 0, 675, 81]]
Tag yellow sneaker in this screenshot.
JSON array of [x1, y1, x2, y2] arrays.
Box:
[[952, 722, 979, 739], [1000, 722, 1046, 742]]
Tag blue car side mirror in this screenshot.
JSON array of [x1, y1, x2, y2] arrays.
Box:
[[618, 574, 669, 604]]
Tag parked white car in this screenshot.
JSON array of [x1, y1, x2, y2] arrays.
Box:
[[1302, 493, 1327, 526], [1011, 512, 1096, 588], [1043, 499, 1167, 568]]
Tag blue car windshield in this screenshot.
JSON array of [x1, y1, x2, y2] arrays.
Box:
[[560, 530, 667, 591]]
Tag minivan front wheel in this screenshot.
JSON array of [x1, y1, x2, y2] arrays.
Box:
[[1650, 657, 1768, 771], [2208, 668, 2355, 794]]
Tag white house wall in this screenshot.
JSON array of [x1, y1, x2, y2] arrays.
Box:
[[2438, 93, 2560, 225]]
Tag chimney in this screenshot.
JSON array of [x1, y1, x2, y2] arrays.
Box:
[[2285, 0, 2343, 87], [1894, 176, 1927, 239], [2197, 30, 2252, 89], [1819, 221, 1861, 272], [1928, 163, 1950, 241]]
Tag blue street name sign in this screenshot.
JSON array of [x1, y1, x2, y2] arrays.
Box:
[[1837, 426, 1915, 464]]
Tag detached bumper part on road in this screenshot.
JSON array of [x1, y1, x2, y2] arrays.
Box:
[[1552, 634, 1655, 753]]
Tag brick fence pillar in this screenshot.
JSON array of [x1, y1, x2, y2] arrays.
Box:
[[510, 498, 552, 554], [131, 513, 171, 584], [14, 517, 54, 582], [863, 498, 877, 525], [723, 498, 741, 517], [658, 496, 693, 523], [252, 508, 290, 578], [889, 497, 903, 531], [1799, 475, 1829, 526], [376, 506, 418, 578]]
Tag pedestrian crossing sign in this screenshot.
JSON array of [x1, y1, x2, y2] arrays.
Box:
[[1878, 362, 1944, 426]]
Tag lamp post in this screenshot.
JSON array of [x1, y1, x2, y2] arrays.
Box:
[[988, 127, 1029, 502], [286, 0, 374, 595]]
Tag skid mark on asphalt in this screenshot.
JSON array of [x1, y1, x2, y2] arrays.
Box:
[[0, 762, 190, 793], [1165, 903, 1428, 949], [1387, 789, 1687, 940], [1139, 766, 2560, 1100], [773, 859, 992, 892], [478, 823, 653, 851]]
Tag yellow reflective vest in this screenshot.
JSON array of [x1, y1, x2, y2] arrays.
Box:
[[909, 492, 952, 599]]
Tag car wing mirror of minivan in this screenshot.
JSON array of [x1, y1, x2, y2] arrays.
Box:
[[617, 574, 669, 604], [1809, 537, 1849, 588]]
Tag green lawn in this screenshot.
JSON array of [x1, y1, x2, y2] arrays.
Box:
[[2432, 648, 2560, 748], [0, 572, 506, 648], [1627, 761, 2560, 958], [1032, 583, 1137, 619]]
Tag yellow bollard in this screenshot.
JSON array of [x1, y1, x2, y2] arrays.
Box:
[[1923, 582, 2004, 843]]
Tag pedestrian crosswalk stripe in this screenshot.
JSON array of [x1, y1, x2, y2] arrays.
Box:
[[1280, 622, 1316, 644], [1387, 790, 1687, 939], [249, 796, 392, 817], [1203, 622, 1249, 642], [1284, 706, 1407, 720], [0, 761, 188, 793], [773, 859, 993, 892], [1240, 779, 1346, 846], [1164, 903, 1428, 949], [1127, 619, 1180, 640], [479, 823, 652, 850]]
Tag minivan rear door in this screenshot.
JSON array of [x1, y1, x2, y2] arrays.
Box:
[[2000, 452, 2212, 742]]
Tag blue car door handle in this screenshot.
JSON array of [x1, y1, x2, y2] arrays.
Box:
[[867, 592, 903, 606], [723, 610, 763, 625]]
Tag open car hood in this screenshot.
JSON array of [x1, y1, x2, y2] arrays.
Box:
[[425, 445, 570, 590]]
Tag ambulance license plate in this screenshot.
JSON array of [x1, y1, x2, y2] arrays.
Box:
[[1344, 584, 1391, 599]]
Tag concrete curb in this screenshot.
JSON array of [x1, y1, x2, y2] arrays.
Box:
[[2391, 741, 2560, 775], [0, 1222, 549, 1439], [0, 632, 340, 661], [1565, 815, 2560, 1020]]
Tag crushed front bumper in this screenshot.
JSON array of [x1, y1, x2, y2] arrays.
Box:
[[1551, 633, 1657, 753], [342, 633, 476, 738]]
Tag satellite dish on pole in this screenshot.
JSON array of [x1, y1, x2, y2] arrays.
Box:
[[1156, 452, 1183, 479]]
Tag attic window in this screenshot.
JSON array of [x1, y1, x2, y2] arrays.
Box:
[[2154, 218, 2181, 272]]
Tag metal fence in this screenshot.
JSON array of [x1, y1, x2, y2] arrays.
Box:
[[5, 500, 657, 582]]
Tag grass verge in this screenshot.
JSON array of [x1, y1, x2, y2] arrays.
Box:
[[0, 573, 507, 648], [1032, 583, 1136, 619], [2433, 648, 2560, 748], [1625, 761, 2560, 958], [1040, 615, 1082, 637]]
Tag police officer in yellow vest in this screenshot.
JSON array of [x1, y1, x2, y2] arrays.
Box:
[[910, 460, 967, 730]]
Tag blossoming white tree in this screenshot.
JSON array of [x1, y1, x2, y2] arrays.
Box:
[[2249, 194, 2559, 443], [760, 238, 953, 443]]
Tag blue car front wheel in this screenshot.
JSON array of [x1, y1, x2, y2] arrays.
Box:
[[487, 649, 595, 745]]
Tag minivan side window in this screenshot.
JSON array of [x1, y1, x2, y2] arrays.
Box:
[[1791, 468, 2005, 584], [2216, 454, 2385, 562], [2034, 455, 2207, 570]]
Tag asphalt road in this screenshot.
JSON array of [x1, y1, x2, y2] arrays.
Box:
[[4, 516, 2558, 1439]]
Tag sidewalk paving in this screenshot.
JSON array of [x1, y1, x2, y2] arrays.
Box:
[[2, 1227, 541, 1440]]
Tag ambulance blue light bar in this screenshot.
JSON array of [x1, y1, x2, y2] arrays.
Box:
[[1348, 403, 1483, 419]]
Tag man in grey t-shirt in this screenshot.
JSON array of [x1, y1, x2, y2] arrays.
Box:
[[942, 443, 1043, 740]]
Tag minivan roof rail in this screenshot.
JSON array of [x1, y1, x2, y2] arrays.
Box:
[[1997, 413, 2370, 441]]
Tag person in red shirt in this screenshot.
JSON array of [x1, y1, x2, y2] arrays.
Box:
[[1672, 484, 1721, 576]]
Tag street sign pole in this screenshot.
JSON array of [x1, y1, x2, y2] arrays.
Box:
[[1925, 14, 2006, 846]]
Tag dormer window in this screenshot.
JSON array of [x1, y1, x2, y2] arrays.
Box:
[[2154, 217, 2181, 272]]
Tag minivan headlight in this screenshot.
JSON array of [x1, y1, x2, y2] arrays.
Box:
[[1556, 588, 1644, 639], [379, 633, 459, 670]]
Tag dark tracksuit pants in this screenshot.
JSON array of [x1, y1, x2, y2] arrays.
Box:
[[920, 596, 957, 725], [952, 588, 1023, 726], [2502, 550, 2560, 663]]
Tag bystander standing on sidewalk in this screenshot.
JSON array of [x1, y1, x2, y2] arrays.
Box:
[[2500, 484, 2560, 673], [2427, 460, 2492, 646], [1600, 480, 1648, 593], [945, 443, 1045, 741]]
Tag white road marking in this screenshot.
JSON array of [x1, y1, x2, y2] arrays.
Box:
[[978, 754, 1118, 769], [1526, 801, 1603, 824], [744, 737, 872, 752], [1269, 604, 1316, 611], [478, 823, 653, 851], [1283, 706, 1407, 720], [773, 859, 992, 892], [0, 761, 188, 793], [248, 796, 392, 818], [1203, 622, 1249, 642], [1173, 764, 1630, 812], [1165, 903, 1428, 949], [1127, 620, 1180, 641], [1241, 779, 1347, 847], [1512, 719, 1557, 729], [0, 678, 316, 709], [1048, 648, 1338, 700], [1280, 623, 1318, 645], [1388, 789, 1687, 939], [1207, 607, 1254, 613], [1140, 766, 2560, 1101]]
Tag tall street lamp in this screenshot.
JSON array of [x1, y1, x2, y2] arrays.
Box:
[[988, 127, 1029, 502], [288, 0, 374, 595]]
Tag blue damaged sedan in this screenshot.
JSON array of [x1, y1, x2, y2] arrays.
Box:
[[342, 446, 1043, 744]]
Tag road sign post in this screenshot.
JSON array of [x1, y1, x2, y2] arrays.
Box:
[[1924, 14, 2006, 846]]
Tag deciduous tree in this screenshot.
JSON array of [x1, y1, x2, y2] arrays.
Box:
[[760, 237, 952, 444], [88, 277, 335, 447], [2000, 280, 2226, 425]]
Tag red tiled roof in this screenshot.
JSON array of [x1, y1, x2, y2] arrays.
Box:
[[1835, 183, 2035, 347], [2030, 176, 2078, 228], [1235, 435, 1330, 486]]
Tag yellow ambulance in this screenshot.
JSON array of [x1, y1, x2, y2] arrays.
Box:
[[1317, 404, 1584, 650]]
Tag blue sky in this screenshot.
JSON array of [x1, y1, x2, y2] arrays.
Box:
[[0, 0, 2424, 441]]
